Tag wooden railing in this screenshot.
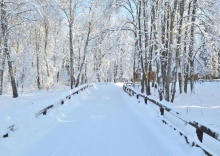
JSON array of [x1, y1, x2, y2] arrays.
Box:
[[35, 84, 93, 117], [0, 125, 16, 139], [123, 83, 220, 156], [1, 84, 93, 139]]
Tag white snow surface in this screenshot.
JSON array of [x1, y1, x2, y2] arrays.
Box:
[[0, 83, 205, 156], [132, 82, 220, 134]]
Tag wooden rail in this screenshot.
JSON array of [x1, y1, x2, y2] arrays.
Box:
[[1, 125, 16, 139], [35, 84, 93, 117], [123, 83, 220, 156], [1, 84, 93, 139]]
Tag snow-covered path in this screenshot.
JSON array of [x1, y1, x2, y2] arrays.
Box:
[[18, 84, 204, 156]]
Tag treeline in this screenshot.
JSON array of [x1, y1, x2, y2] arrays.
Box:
[[1, 0, 220, 102], [120, 0, 220, 102], [0, 0, 132, 97]]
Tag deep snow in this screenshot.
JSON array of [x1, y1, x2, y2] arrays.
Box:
[[131, 82, 220, 134], [0, 83, 205, 156]]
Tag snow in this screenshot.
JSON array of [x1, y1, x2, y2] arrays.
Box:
[[172, 82, 220, 133], [127, 81, 220, 155], [202, 133, 220, 156], [0, 86, 87, 133], [131, 82, 220, 134], [0, 83, 205, 156]]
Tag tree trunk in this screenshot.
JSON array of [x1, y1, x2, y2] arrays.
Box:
[[137, 0, 146, 93], [0, 54, 6, 95], [0, 0, 6, 95], [165, 1, 178, 102], [146, 5, 155, 95], [35, 27, 41, 90], [114, 62, 117, 83], [7, 54, 18, 98], [183, 2, 192, 93], [171, 0, 185, 102], [177, 0, 185, 94], [1, 0, 18, 97], [189, 0, 197, 93], [84, 59, 88, 83], [133, 51, 136, 82], [36, 52, 41, 90], [75, 21, 91, 87], [69, 23, 75, 89], [43, 21, 51, 90], [143, 0, 149, 95]]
